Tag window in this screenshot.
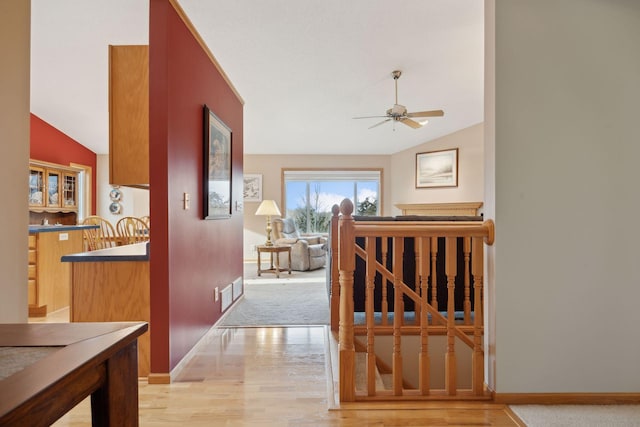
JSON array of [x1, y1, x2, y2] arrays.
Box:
[[283, 169, 382, 234]]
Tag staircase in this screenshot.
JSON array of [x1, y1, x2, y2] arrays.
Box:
[[329, 199, 495, 402]]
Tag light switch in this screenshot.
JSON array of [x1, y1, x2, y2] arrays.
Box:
[[59, 233, 69, 241], [183, 192, 190, 210]]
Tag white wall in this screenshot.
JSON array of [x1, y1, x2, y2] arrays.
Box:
[[0, 0, 30, 323], [493, 0, 640, 393], [96, 154, 150, 222], [389, 123, 484, 215]]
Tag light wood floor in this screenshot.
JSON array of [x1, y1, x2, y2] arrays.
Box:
[[49, 325, 521, 426]]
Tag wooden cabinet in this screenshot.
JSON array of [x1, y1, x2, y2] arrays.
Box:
[[109, 45, 149, 187], [62, 173, 77, 208], [28, 166, 45, 207], [28, 235, 37, 307], [29, 162, 78, 212], [28, 229, 84, 317]]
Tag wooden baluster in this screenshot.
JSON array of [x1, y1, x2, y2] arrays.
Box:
[[414, 238, 421, 325], [338, 199, 356, 402], [418, 237, 431, 395], [392, 237, 404, 396], [472, 237, 485, 396], [445, 237, 457, 396], [463, 237, 472, 325], [381, 237, 389, 326], [430, 238, 439, 318], [330, 205, 340, 333], [365, 237, 377, 396]]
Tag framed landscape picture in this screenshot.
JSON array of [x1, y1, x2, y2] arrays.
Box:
[[203, 105, 232, 219], [416, 148, 458, 188], [243, 174, 262, 202]]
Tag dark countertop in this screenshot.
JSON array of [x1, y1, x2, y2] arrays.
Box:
[[29, 224, 99, 233], [61, 242, 149, 262]]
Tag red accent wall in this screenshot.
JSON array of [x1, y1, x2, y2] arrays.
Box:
[[149, 0, 244, 374], [30, 114, 97, 214]]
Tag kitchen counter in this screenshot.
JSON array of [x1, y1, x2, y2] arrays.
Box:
[[62, 241, 151, 376], [28, 226, 92, 317], [61, 241, 149, 262], [29, 224, 98, 233]]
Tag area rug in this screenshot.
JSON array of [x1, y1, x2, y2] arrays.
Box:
[[219, 277, 330, 326], [509, 404, 640, 427]]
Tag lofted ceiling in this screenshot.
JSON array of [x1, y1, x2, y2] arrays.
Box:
[[30, 0, 484, 156]]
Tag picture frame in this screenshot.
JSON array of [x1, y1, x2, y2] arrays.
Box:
[[416, 148, 458, 188], [203, 105, 232, 219], [243, 174, 263, 202]]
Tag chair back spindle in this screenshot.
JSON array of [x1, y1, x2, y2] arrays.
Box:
[[116, 216, 150, 245], [81, 216, 118, 251]]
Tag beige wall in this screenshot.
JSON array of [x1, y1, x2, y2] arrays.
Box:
[[243, 133, 486, 261], [0, 0, 30, 322], [483, 0, 497, 390], [389, 123, 484, 215], [492, 0, 640, 393], [243, 154, 391, 260]]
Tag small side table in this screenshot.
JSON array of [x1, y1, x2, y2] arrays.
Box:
[[257, 245, 292, 278]]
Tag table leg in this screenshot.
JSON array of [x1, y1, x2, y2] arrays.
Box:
[[90, 341, 139, 426], [287, 249, 292, 275], [274, 251, 280, 278], [257, 248, 262, 276]]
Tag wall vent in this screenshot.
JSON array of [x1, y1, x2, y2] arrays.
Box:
[[232, 277, 243, 300], [221, 285, 233, 312]]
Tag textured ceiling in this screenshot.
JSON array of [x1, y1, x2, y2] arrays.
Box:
[[30, 0, 484, 155]]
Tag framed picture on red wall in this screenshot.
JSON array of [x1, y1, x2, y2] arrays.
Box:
[[203, 105, 232, 219]]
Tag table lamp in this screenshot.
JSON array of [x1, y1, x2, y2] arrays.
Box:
[[255, 199, 281, 246]]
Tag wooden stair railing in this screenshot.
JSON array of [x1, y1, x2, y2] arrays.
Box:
[[330, 199, 495, 402]]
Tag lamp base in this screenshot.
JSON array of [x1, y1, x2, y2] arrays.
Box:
[[264, 219, 274, 246]]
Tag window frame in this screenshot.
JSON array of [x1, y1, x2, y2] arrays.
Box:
[[281, 168, 384, 233]]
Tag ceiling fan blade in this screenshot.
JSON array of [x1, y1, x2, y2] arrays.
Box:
[[368, 119, 391, 129], [353, 115, 389, 119], [406, 110, 445, 118], [399, 118, 422, 129]]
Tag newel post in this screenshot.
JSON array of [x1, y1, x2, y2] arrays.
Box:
[[338, 198, 356, 402], [330, 204, 340, 333]]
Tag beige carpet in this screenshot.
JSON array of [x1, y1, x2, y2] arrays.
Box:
[[243, 261, 327, 281], [510, 405, 640, 426], [219, 264, 329, 327]]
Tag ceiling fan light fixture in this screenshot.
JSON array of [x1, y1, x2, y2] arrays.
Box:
[[354, 70, 444, 130]]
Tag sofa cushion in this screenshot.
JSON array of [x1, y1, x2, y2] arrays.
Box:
[[280, 217, 300, 239], [308, 244, 327, 258]]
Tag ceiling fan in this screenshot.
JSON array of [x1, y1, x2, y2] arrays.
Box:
[[354, 70, 444, 129]]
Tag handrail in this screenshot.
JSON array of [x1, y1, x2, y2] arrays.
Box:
[[331, 199, 494, 402]]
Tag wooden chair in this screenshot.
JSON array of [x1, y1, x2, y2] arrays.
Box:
[[140, 215, 150, 228], [116, 216, 150, 245], [81, 216, 118, 251]]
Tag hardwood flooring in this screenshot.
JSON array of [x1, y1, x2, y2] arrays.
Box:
[[50, 325, 520, 426]]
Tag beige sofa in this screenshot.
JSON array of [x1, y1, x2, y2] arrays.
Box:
[[272, 218, 327, 271]]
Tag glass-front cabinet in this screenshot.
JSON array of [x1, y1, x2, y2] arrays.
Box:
[[29, 167, 45, 207], [63, 173, 77, 208], [29, 162, 78, 212], [46, 170, 61, 208]]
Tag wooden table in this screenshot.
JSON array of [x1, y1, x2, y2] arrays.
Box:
[[0, 322, 148, 426], [257, 244, 292, 278]]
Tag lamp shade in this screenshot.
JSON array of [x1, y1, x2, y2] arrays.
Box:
[[255, 199, 281, 216]]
